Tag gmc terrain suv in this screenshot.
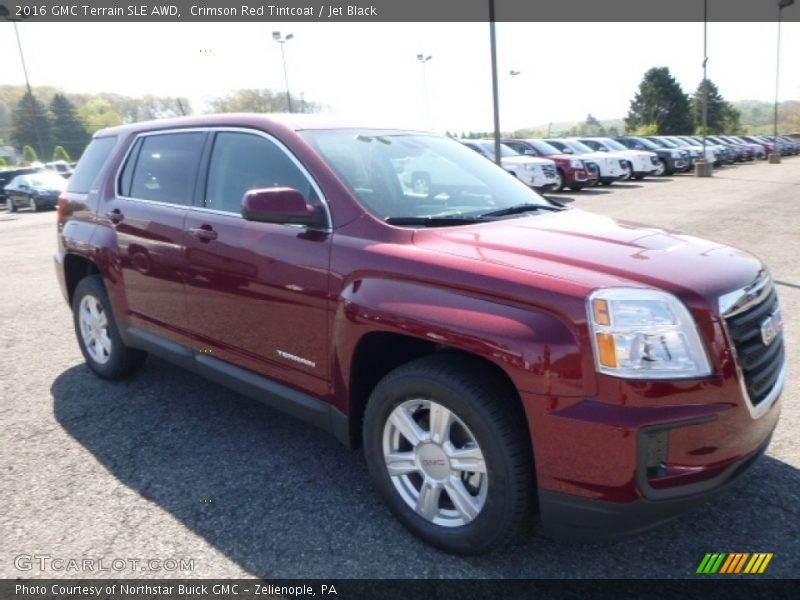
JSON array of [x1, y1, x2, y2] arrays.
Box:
[[56, 115, 786, 555]]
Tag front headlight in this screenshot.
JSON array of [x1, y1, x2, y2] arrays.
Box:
[[671, 151, 682, 158], [587, 288, 712, 379], [570, 158, 583, 169], [523, 163, 538, 171]]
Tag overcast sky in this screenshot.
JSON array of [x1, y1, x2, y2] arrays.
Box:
[[1, 21, 799, 132]]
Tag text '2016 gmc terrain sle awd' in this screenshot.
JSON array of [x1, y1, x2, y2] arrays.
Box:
[[56, 115, 786, 555]]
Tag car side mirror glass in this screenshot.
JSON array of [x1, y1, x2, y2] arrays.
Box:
[[241, 187, 325, 228]]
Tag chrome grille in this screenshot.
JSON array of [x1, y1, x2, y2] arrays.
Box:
[[724, 285, 784, 407], [542, 165, 556, 177]]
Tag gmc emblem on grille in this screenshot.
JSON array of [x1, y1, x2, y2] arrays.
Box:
[[760, 309, 783, 347]]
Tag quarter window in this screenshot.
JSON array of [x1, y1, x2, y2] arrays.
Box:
[[121, 132, 205, 205], [204, 132, 318, 214]]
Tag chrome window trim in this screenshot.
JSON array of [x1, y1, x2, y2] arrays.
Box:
[[113, 126, 332, 232]]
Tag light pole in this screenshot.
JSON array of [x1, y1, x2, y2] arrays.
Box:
[[770, 0, 794, 164], [9, 18, 44, 160], [272, 31, 294, 113], [696, 0, 712, 176], [416, 54, 433, 130], [489, 0, 502, 166]]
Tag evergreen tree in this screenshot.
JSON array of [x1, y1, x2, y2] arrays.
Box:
[[625, 67, 692, 134], [12, 92, 53, 159], [690, 79, 742, 134], [52, 145, 71, 162], [21, 144, 38, 163], [50, 94, 90, 160]]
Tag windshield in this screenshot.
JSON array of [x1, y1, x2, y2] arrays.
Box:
[[597, 138, 628, 151], [631, 137, 660, 150], [299, 130, 554, 224], [524, 139, 562, 155], [645, 137, 670, 148], [546, 139, 594, 154], [474, 140, 520, 158]]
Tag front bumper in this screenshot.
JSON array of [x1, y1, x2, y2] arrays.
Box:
[[523, 359, 783, 542], [538, 432, 772, 542]]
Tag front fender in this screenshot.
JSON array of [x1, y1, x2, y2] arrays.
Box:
[[333, 277, 593, 405]]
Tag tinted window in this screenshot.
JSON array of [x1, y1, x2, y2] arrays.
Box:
[[126, 132, 204, 205], [67, 136, 117, 193], [204, 132, 317, 214]]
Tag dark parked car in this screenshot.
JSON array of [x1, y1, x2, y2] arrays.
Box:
[[5, 171, 66, 212], [616, 136, 689, 175], [56, 115, 785, 555], [0, 166, 43, 204]]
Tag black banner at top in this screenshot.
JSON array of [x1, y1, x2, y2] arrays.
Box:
[[1, 0, 799, 22]]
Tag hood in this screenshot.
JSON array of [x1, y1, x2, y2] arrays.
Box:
[[577, 151, 626, 162], [412, 209, 761, 315]]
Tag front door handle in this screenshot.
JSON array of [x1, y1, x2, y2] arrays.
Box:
[[105, 209, 124, 224], [188, 225, 218, 242]]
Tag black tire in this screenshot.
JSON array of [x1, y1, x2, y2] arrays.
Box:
[[600, 180, 612, 186], [29, 196, 39, 212], [72, 275, 147, 379], [6, 198, 15, 212], [363, 353, 534, 555]]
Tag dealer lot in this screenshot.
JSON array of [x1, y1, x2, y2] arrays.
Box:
[[1, 159, 798, 578]]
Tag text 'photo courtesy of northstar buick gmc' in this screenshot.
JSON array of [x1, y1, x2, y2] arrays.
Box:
[[54, 114, 786, 555]]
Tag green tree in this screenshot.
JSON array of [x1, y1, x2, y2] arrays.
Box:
[[209, 88, 319, 114], [0, 157, 7, 167], [572, 113, 606, 136], [690, 79, 741, 134], [631, 123, 660, 136], [625, 67, 692, 134], [11, 92, 53, 159], [78, 98, 123, 134], [21, 144, 38, 163], [50, 93, 90, 160], [52, 145, 71, 162]]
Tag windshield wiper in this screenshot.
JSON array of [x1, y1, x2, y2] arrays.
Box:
[[385, 215, 486, 227], [478, 203, 565, 218]]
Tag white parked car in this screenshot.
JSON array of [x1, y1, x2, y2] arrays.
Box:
[[461, 140, 559, 191], [576, 137, 659, 180], [544, 138, 627, 185]]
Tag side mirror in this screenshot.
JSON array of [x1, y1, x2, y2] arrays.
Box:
[[242, 187, 325, 228], [597, 147, 608, 152]]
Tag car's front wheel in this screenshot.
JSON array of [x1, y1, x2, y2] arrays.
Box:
[[28, 196, 38, 212], [6, 198, 15, 212], [72, 275, 147, 379], [553, 168, 565, 192], [363, 354, 533, 555]]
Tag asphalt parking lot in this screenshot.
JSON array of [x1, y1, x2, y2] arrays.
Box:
[[1, 158, 799, 579]]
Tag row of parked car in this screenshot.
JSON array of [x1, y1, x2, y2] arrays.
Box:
[[453, 134, 799, 193], [0, 161, 74, 212]]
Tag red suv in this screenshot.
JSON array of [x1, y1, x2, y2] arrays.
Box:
[[56, 115, 785, 555]]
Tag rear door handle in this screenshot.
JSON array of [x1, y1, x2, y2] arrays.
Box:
[[188, 225, 218, 242], [105, 209, 124, 224]]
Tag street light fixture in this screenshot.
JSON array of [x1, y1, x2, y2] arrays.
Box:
[[416, 54, 433, 130], [770, 0, 794, 163], [272, 31, 294, 113]]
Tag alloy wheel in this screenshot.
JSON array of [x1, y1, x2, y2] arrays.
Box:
[[78, 294, 112, 365]]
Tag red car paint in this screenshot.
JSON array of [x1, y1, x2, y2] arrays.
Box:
[[55, 114, 784, 541]]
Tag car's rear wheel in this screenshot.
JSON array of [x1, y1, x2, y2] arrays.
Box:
[[73, 275, 147, 379], [363, 354, 533, 555]]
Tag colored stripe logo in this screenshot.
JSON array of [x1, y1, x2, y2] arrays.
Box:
[[696, 552, 773, 574]]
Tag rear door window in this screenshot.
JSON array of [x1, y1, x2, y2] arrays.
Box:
[[122, 132, 205, 205], [66, 136, 117, 193]]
